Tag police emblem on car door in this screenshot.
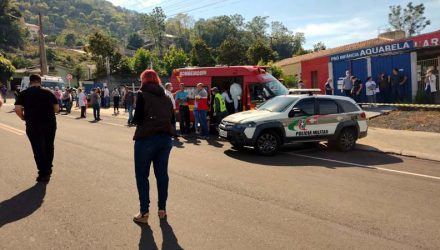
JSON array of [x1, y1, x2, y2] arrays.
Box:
[[285, 98, 318, 137]]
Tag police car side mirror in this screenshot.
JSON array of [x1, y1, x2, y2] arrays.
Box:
[[289, 108, 301, 118]]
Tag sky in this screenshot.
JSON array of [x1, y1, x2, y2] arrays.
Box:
[[108, 0, 440, 49]]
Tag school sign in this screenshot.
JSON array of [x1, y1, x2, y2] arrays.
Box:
[[330, 41, 414, 62]]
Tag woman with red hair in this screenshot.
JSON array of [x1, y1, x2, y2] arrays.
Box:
[[131, 69, 174, 223]]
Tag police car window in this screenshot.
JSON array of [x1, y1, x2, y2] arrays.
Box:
[[318, 99, 339, 115], [337, 100, 360, 113], [294, 98, 315, 115]]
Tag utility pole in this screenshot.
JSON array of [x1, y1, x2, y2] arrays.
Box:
[[38, 13, 48, 76]]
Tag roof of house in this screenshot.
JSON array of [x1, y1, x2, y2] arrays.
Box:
[[275, 37, 395, 67]]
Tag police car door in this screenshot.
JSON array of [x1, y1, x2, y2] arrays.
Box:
[[285, 97, 318, 138], [316, 98, 340, 136]]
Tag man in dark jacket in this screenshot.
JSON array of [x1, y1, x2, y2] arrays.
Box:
[[15, 74, 60, 182]]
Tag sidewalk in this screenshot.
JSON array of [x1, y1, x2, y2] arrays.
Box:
[[357, 127, 440, 162]]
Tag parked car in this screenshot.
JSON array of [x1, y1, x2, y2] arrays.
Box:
[[219, 94, 368, 156]]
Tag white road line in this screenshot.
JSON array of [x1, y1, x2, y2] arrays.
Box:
[[0, 123, 25, 136], [286, 153, 440, 181]]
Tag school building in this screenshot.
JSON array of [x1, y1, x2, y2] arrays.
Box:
[[275, 30, 440, 103]]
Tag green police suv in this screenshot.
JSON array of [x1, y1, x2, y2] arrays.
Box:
[[219, 95, 368, 156]]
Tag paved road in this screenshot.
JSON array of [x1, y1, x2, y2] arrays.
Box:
[[1, 104, 440, 250]]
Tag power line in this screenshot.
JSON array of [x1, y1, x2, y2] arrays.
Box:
[[168, 0, 233, 17]]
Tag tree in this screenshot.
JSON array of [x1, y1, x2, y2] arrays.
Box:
[[313, 42, 326, 52], [127, 33, 144, 50], [0, 0, 26, 50], [388, 2, 431, 37], [72, 64, 85, 82], [0, 55, 16, 85], [270, 22, 306, 59], [142, 7, 166, 56], [64, 33, 77, 48], [246, 16, 269, 41], [163, 46, 188, 76], [118, 56, 134, 75], [132, 48, 151, 74], [87, 31, 120, 75], [247, 40, 274, 65], [190, 39, 215, 67], [217, 37, 247, 66]]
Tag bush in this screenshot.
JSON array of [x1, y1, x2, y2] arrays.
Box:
[[414, 89, 426, 104]]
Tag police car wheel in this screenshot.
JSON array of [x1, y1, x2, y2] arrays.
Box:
[[255, 131, 280, 156], [337, 128, 356, 152]]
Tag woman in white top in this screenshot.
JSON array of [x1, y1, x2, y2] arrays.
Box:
[[365, 76, 377, 105], [425, 69, 437, 104], [78, 88, 87, 118]]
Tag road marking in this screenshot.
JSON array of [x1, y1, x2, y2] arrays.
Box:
[[0, 122, 25, 136], [286, 153, 440, 181]]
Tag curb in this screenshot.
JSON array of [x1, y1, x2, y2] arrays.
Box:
[[356, 145, 440, 162]]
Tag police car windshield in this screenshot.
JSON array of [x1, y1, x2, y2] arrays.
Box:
[[257, 96, 298, 112]]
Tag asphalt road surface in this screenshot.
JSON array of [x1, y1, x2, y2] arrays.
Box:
[[1, 104, 440, 250]]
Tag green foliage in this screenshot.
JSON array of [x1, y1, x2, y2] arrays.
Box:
[[64, 33, 77, 47], [132, 48, 158, 74], [142, 7, 166, 55], [87, 31, 120, 75], [118, 56, 134, 74], [247, 40, 274, 65], [127, 33, 144, 50], [266, 62, 283, 79], [190, 39, 215, 67], [0, 0, 26, 51], [71, 64, 85, 82], [163, 46, 188, 76], [10, 55, 32, 68], [282, 74, 299, 88], [389, 2, 431, 36], [0, 55, 16, 83], [246, 16, 269, 41], [217, 37, 247, 66], [313, 42, 326, 52], [414, 89, 426, 104]]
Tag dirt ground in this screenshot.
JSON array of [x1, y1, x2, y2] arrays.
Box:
[[370, 109, 440, 133]]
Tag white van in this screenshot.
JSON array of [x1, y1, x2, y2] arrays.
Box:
[[20, 76, 66, 91]]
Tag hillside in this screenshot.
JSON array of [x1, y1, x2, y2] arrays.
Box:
[[17, 0, 142, 41]]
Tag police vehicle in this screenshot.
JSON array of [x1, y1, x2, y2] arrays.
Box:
[[219, 95, 368, 156]]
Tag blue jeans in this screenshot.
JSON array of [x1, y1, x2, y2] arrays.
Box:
[[134, 134, 173, 214], [128, 105, 134, 124], [193, 109, 199, 131], [93, 104, 100, 120], [198, 110, 209, 136]]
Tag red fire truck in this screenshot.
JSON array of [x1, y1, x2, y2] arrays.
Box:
[[170, 66, 288, 113]]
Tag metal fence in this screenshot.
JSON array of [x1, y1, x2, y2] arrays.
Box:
[[417, 58, 439, 91]]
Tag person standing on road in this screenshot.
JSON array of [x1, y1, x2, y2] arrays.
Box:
[[390, 68, 407, 103], [54, 86, 63, 112], [14, 74, 59, 183], [90, 88, 101, 121], [132, 69, 174, 224], [62, 88, 73, 114], [425, 69, 437, 104], [164, 83, 177, 136], [365, 76, 377, 106], [230, 82, 242, 113], [122, 85, 128, 112], [221, 88, 234, 115], [324, 78, 334, 95], [342, 70, 353, 97], [78, 88, 87, 118], [378, 73, 390, 103], [351, 76, 363, 103], [297, 80, 305, 89], [212, 87, 228, 128], [112, 87, 121, 115], [1, 84, 7, 103], [126, 88, 136, 126], [103, 86, 110, 108], [175, 83, 190, 135], [195, 83, 209, 139]]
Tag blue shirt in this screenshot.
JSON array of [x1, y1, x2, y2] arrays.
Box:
[[175, 90, 188, 106]]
